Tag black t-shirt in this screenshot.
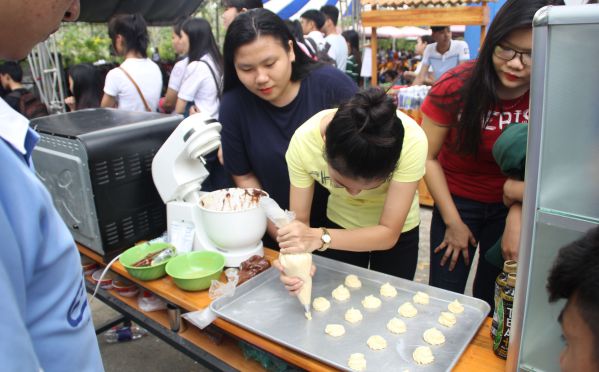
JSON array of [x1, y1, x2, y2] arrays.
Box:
[[220, 65, 357, 214], [4, 88, 29, 113]]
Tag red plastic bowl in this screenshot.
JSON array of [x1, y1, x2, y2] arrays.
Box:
[[91, 269, 113, 289], [112, 278, 139, 298], [81, 256, 98, 276]]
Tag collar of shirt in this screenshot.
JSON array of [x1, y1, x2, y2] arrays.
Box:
[[306, 31, 325, 42], [0, 97, 39, 158]]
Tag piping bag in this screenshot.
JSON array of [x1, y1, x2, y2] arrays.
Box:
[[260, 197, 313, 320]]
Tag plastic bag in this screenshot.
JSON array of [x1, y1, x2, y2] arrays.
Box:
[[151, 247, 176, 265], [182, 269, 239, 330], [168, 220, 195, 253], [138, 291, 167, 312], [182, 308, 217, 330], [259, 197, 295, 227], [209, 268, 238, 300]]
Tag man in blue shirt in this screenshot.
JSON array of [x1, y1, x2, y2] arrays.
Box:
[[0, 0, 104, 370]]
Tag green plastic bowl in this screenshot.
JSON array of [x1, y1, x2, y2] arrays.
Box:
[[119, 242, 175, 281], [166, 251, 225, 291]]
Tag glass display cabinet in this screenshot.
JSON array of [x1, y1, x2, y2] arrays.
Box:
[[506, 4, 599, 371]]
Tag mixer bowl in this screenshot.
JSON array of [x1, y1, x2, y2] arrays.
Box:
[[197, 188, 268, 251]]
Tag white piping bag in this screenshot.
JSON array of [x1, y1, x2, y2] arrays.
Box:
[[260, 197, 313, 319]]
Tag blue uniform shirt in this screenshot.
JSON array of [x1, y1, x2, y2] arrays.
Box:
[[0, 98, 104, 371]]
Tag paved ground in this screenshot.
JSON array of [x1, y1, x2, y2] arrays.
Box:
[[90, 299, 206, 371], [91, 207, 478, 371]]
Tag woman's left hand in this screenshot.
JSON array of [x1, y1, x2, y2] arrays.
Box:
[[277, 220, 321, 254], [217, 145, 224, 165], [503, 179, 524, 207], [272, 259, 317, 296], [501, 204, 522, 261]]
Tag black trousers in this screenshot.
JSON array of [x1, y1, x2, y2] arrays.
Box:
[[315, 219, 420, 280]]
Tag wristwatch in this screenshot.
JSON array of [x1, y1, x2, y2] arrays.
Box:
[[318, 227, 331, 252]]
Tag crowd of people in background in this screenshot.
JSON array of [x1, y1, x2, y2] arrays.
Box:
[[0, 7, 474, 120]]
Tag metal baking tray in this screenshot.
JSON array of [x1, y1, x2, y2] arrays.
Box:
[[211, 255, 490, 371]]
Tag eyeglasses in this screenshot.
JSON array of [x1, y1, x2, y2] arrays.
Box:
[[493, 45, 532, 66]]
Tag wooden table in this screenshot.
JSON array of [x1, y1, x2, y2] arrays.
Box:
[[418, 179, 435, 208], [396, 108, 434, 208], [81, 245, 505, 371]]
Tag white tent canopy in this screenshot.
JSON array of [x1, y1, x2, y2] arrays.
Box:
[[363, 25, 466, 38], [363, 26, 429, 38]]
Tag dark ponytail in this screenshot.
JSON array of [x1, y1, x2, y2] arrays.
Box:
[[182, 18, 223, 75], [68, 63, 102, 110], [325, 88, 404, 180], [108, 13, 149, 58]]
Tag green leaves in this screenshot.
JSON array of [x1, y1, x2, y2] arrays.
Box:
[[55, 23, 177, 67]]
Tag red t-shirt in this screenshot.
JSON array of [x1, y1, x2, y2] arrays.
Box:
[[421, 62, 529, 203]]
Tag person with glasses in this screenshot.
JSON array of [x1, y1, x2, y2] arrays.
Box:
[[275, 88, 427, 279], [419, 0, 564, 311]]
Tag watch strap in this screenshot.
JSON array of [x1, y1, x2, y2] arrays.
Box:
[[318, 227, 331, 252]]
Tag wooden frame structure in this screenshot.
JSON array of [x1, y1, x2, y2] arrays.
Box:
[[361, 0, 495, 85]]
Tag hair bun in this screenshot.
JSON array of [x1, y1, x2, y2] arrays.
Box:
[[325, 87, 404, 180], [351, 106, 369, 130], [352, 88, 394, 133]]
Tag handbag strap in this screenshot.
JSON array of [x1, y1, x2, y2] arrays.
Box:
[[199, 60, 222, 100], [118, 66, 152, 112]]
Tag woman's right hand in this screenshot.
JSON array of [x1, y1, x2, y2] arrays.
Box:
[[272, 259, 316, 296], [189, 105, 199, 115], [65, 96, 76, 111], [217, 145, 224, 165], [434, 220, 477, 271]]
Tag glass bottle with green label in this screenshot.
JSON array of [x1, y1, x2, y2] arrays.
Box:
[[493, 273, 516, 359], [491, 260, 517, 339]]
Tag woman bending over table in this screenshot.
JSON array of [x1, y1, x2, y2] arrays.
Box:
[[276, 88, 427, 280]]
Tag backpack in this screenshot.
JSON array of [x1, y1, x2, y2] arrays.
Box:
[[7, 89, 49, 119], [304, 38, 337, 67]]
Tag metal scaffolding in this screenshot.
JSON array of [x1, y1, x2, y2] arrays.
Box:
[[27, 35, 66, 114]]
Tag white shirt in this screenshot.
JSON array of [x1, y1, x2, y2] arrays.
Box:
[[422, 40, 470, 80], [168, 57, 189, 92], [415, 60, 433, 74], [360, 47, 372, 78], [304, 31, 326, 52], [104, 58, 163, 112], [178, 55, 221, 119], [0, 98, 29, 154], [324, 34, 348, 71]]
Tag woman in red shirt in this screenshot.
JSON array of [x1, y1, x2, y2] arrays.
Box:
[[420, 0, 563, 310]]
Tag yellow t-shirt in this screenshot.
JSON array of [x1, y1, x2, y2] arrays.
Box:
[[286, 109, 428, 231]]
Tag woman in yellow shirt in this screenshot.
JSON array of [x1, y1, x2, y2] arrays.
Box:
[[276, 88, 428, 279]]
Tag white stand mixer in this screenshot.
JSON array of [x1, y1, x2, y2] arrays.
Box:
[[151, 113, 264, 267]]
